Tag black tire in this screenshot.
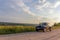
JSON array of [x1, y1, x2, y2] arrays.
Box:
[[49, 27, 52, 31], [36, 29, 39, 32]]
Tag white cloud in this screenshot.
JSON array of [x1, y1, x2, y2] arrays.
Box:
[[34, 0, 60, 16], [23, 0, 32, 3], [33, 0, 59, 23], [34, 0, 60, 12], [39, 0, 46, 3], [35, 1, 51, 11], [0, 0, 60, 24], [15, 0, 36, 16], [22, 7, 36, 16], [54, 1, 60, 8], [49, 10, 54, 14]]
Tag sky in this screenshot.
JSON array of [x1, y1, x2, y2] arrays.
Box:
[[0, 0, 60, 24]]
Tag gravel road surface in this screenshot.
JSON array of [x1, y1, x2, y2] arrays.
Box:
[[0, 29, 60, 40]]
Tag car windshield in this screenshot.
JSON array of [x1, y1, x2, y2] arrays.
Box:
[[42, 23, 47, 26]]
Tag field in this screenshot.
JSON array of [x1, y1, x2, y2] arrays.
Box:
[[0, 23, 59, 34], [0, 25, 36, 34]]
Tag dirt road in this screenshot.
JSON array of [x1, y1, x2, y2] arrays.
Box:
[[0, 29, 60, 40]]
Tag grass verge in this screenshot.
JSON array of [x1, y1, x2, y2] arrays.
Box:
[[0, 25, 59, 34], [0, 25, 36, 34]]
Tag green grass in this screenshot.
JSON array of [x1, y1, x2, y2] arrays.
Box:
[[0, 25, 60, 34], [52, 26, 60, 30], [0, 25, 36, 34]]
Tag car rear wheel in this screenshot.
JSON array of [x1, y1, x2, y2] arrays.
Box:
[[49, 27, 52, 31]]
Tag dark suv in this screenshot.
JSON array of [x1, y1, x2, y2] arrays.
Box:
[[36, 23, 52, 32]]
